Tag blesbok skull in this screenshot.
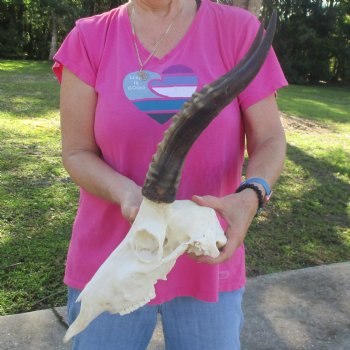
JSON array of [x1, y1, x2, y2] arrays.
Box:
[[64, 10, 277, 343]]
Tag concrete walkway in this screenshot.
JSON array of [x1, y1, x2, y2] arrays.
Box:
[[1, 262, 349, 350]]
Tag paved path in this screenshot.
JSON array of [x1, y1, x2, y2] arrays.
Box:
[[1, 262, 349, 350]]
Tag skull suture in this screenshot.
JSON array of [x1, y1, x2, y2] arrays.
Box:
[[63, 10, 277, 343]]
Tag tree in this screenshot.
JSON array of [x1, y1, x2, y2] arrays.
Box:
[[262, 0, 349, 83], [330, 0, 350, 82], [219, 0, 263, 16], [0, 0, 348, 83]]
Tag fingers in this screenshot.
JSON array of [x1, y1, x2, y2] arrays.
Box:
[[192, 195, 222, 211], [209, 240, 240, 264], [193, 226, 244, 265], [119, 181, 143, 223], [191, 195, 236, 264], [127, 206, 140, 224], [122, 205, 140, 224]]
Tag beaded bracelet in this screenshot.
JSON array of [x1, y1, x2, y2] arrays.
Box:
[[235, 183, 264, 216]]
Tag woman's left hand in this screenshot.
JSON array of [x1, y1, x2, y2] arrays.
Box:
[[190, 190, 259, 264]]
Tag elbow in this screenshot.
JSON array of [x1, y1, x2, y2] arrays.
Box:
[[62, 152, 73, 174], [61, 151, 79, 177], [61, 148, 100, 177]]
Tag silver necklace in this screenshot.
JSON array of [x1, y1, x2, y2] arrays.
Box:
[[130, 3, 184, 81]]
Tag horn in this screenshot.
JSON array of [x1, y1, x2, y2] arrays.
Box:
[[142, 10, 278, 203]]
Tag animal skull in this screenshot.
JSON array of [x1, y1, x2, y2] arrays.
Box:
[[63, 10, 277, 343], [64, 198, 226, 342]]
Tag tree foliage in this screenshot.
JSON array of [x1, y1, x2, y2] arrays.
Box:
[[0, 0, 127, 59], [262, 0, 350, 83], [0, 0, 348, 83]]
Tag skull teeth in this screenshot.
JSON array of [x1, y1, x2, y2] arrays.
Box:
[[119, 293, 155, 315]]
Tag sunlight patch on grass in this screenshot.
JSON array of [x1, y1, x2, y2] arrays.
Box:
[[278, 85, 350, 126], [293, 97, 348, 116], [0, 60, 35, 71], [0, 60, 54, 74]]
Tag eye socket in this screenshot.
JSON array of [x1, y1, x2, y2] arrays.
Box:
[[132, 229, 160, 262]]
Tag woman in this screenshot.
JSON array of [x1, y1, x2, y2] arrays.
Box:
[[53, 0, 287, 349]]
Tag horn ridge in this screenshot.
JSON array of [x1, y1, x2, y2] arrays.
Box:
[[142, 10, 277, 203]]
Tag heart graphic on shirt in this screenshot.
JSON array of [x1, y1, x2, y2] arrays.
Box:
[[123, 65, 198, 124]]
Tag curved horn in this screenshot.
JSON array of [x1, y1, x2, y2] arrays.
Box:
[[142, 10, 277, 203]]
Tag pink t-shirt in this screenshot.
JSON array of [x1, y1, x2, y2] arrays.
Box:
[[53, 0, 288, 304]]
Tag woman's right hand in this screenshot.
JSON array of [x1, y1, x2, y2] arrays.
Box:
[[120, 182, 143, 224]]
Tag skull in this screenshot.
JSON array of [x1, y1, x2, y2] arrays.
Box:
[[64, 198, 226, 342]]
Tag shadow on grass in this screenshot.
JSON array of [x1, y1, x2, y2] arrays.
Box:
[[246, 143, 350, 276], [0, 127, 61, 174], [0, 174, 76, 314], [0, 125, 75, 315], [286, 143, 349, 224], [0, 60, 59, 119], [0, 182, 75, 315]]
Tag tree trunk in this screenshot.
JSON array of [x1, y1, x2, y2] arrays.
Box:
[[219, 0, 263, 17], [49, 9, 58, 60], [246, 0, 263, 17]]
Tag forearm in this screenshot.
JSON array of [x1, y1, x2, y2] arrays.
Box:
[[192, 96, 287, 264], [191, 135, 286, 264], [60, 67, 141, 208], [245, 132, 286, 189], [63, 150, 139, 205], [243, 94, 287, 194]]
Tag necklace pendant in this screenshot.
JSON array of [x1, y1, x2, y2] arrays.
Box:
[[138, 70, 148, 81]]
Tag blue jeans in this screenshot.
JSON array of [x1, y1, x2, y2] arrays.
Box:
[[67, 287, 245, 350]]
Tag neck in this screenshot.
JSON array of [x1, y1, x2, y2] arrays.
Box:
[[130, 0, 186, 17], [128, 0, 198, 60], [132, 1, 177, 12]]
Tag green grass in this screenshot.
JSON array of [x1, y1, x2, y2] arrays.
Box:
[[0, 60, 77, 314], [0, 60, 349, 315], [277, 84, 350, 126], [245, 84, 350, 276]]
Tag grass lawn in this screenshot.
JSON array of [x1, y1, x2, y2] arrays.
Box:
[[246, 85, 350, 275], [0, 60, 349, 315]]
